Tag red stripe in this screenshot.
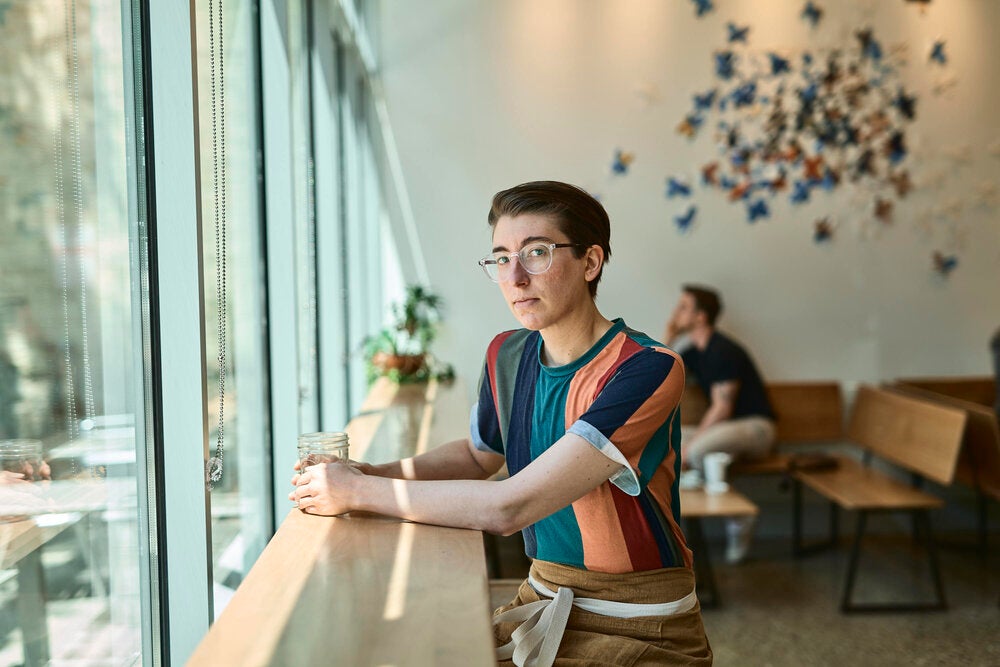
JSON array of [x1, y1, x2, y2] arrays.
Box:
[[592, 336, 643, 399], [487, 330, 516, 416], [610, 485, 662, 571]]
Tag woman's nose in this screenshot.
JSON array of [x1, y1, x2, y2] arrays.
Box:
[[504, 256, 530, 284]]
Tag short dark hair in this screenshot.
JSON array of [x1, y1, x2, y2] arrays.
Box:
[[488, 181, 611, 297], [683, 284, 722, 326]]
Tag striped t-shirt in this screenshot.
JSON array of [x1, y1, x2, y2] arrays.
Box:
[[471, 318, 692, 573]]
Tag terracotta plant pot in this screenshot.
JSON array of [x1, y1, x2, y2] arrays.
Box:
[[371, 352, 426, 377]]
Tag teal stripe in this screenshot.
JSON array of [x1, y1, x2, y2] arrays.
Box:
[[533, 504, 585, 569]]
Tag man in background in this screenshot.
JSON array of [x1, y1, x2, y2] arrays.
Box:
[[665, 284, 775, 563]]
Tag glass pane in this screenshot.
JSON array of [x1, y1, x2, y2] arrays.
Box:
[[0, 0, 153, 663], [289, 0, 320, 433], [194, 0, 273, 616]]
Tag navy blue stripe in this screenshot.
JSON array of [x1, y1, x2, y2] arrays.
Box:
[[475, 362, 503, 454], [505, 331, 540, 477], [637, 489, 678, 568], [521, 523, 538, 559], [585, 350, 677, 440]]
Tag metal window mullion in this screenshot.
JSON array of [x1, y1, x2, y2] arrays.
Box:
[[261, 0, 302, 526], [312, 4, 349, 431], [144, 0, 213, 661], [123, 0, 160, 662]]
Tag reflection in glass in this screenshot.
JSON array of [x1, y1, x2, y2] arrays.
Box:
[[0, 0, 149, 663]]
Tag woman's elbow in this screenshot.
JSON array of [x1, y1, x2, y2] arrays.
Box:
[[485, 497, 532, 536]]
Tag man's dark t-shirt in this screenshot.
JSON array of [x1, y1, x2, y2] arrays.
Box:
[[681, 331, 774, 420]]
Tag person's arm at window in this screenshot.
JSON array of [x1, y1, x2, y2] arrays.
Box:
[[360, 438, 504, 481], [290, 433, 621, 536]]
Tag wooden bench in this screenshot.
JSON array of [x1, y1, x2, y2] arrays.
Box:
[[791, 385, 967, 612], [188, 377, 496, 666], [680, 487, 759, 609], [887, 382, 1000, 553], [680, 381, 844, 475], [894, 375, 995, 409]]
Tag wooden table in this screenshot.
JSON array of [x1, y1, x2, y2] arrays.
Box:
[[189, 378, 496, 666], [680, 487, 759, 608], [1, 478, 112, 665]]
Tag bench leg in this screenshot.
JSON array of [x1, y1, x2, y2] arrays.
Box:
[[977, 491, 989, 557], [840, 510, 947, 613], [793, 479, 838, 558], [685, 518, 719, 609]]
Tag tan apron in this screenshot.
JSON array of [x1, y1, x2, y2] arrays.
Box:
[[493, 560, 713, 667]]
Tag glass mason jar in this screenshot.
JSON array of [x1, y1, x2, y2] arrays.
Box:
[[297, 432, 350, 472], [0, 439, 45, 481]]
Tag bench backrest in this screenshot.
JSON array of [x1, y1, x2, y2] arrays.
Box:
[[680, 381, 843, 444], [886, 384, 1000, 494], [679, 382, 709, 425], [894, 376, 995, 409], [847, 385, 967, 486], [767, 382, 843, 443]]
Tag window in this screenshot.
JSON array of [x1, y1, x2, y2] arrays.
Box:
[[0, 0, 156, 662]]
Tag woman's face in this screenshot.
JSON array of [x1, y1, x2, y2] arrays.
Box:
[[489, 213, 596, 332]]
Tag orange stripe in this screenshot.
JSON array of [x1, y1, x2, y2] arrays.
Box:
[[573, 483, 634, 573], [563, 333, 627, 426]]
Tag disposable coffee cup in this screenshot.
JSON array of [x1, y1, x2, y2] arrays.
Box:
[[703, 452, 732, 494], [297, 432, 350, 472]]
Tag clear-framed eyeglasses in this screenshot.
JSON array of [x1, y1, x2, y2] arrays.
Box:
[[478, 242, 586, 282]]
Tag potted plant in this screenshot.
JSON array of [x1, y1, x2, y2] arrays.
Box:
[[364, 285, 454, 383]]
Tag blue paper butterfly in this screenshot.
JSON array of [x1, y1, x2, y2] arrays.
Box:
[[801, 1, 823, 27], [611, 150, 634, 175], [730, 82, 757, 108], [666, 177, 692, 199], [933, 252, 958, 276], [887, 131, 907, 164], [715, 51, 736, 80], [930, 41, 947, 65], [746, 199, 770, 222], [691, 0, 714, 17], [675, 206, 697, 232], [798, 81, 818, 105], [856, 28, 883, 61], [893, 88, 917, 120], [813, 218, 833, 243], [727, 23, 750, 44], [768, 53, 791, 76], [790, 180, 811, 204], [693, 89, 717, 111]]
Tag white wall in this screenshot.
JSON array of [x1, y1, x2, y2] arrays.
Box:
[[378, 0, 1000, 400]]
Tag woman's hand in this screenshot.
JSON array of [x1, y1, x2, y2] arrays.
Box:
[[288, 460, 364, 516]]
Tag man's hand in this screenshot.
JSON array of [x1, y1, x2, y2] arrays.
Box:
[[665, 312, 681, 345]]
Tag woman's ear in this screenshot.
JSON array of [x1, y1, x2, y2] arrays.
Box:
[[584, 245, 604, 282]]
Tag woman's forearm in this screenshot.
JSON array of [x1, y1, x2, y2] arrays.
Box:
[[365, 438, 500, 481]]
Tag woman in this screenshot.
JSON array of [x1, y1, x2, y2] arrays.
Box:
[[290, 181, 712, 666]]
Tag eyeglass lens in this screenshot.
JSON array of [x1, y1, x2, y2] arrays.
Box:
[[484, 243, 553, 281]]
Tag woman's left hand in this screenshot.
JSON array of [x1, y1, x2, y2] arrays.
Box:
[[288, 460, 362, 516]]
